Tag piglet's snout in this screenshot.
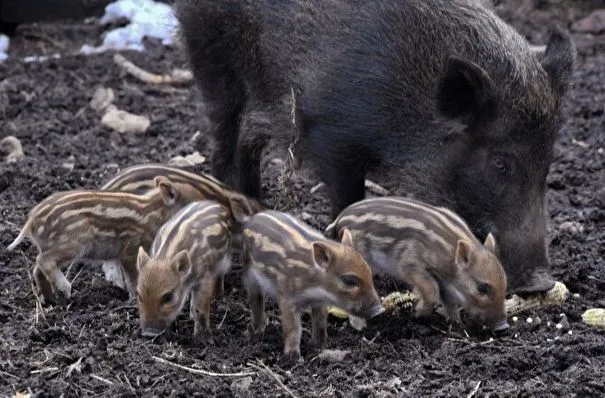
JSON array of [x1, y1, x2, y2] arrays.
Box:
[[491, 319, 510, 332], [141, 326, 164, 337]]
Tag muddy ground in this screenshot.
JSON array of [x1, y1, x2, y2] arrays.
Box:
[[1, 1, 604, 397]]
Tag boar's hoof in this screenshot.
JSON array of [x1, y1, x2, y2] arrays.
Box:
[[510, 269, 556, 295]]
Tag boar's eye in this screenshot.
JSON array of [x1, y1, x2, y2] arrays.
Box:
[[477, 283, 491, 295], [492, 157, 508, 174], [161, 292, 174, 305], [340, 274, 361, 288]]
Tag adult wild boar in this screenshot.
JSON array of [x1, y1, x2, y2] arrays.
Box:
[[174, 0, 576, 295]]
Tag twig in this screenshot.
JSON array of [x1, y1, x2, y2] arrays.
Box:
[[90, 374, 115, 385], [0, 369, 20, 379], [113, 54, 193, 85], [70, 266, 84, 286], [466, 381, 481, 398], [248, 360, 298, 398], [153, 356, 256, 377], [364, 179, 389, 196], [217, 309, 228, 330], [30, 367, 59, 374]]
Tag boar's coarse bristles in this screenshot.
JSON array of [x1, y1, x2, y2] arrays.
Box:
[[582, 308, 605, 329]]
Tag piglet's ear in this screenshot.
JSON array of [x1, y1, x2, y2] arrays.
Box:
[[137, 246, 151, 272], [454, 240, 474, 270], [340, 228, 354, 248], [437, 55, 496, 125], [155, 176, 178, 206], [229, 195, 254, 224], [483, 232, 498, 255], [171, 250, 192, 277], [312, 242, 333, 270]]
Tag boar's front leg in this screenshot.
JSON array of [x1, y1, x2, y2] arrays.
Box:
[[317, 159, 367, 218]]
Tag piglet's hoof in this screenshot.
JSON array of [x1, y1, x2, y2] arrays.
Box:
[[278, 351, 303, 368], [193, 333, 215, 347]]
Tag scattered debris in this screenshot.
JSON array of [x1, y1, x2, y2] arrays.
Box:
[[101, 105, 150, 134], [231, 376, 254, 398], [114, 54, 193, 85], [81, 0, 179, 54], [582, 308, 605, 329], [572, 138, 590, 148], [90, 87, 116, 112], [66, 357, 84, 377], [167, 152, 206, 167], [317, 349, 350, 363], [559, 221, 584, 235], [0, 136, 25, 163], [61, 155, 76, 171], [310, 182, 325, 194], [572, 10, 605, 34]]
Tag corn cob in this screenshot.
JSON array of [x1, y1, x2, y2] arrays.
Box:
[[504, 281, 569, 315], [582, 308, 605, 329]]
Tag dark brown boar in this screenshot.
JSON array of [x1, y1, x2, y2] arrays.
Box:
[[173, 0, 576, 295]]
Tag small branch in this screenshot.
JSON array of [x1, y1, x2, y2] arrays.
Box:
[[248, 360, 298, 398], [364, 179, 389, 196], [90, 374, 115, 385], [466, 381, 481, 398], [113, 54, 193, 85], [30, 367, 59, 374], [153, 356, 255, 377], [0, 369, 20, 380]]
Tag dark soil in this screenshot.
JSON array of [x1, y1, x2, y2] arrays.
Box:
[[1, 1, 604, 397]]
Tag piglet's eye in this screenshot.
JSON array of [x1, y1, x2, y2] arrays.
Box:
[[341, 274, 361, 288], [161, 292, 174, 305], [477, 283, 491, 295]]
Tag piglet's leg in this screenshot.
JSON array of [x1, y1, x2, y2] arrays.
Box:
[[310, 305, 328, 349], [404, 269, 440, 318], [119, 247, 140, 302], [33, 260, 55, 305], [194, 276, 215, 341], [278, 298, 303, 362], [245, 276, 266, 335], [36, 252, 72, 302], [213, 275, 225, 300]]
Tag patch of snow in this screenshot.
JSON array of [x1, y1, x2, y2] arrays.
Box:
[[81, 0, 179, 54], [0, 34, 9, 63]]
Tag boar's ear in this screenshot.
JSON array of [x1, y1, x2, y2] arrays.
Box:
[[483, 233, 498, 255], [229, 195, 254, 224], [437, 55, 496, 124], [312, 241, 333, 270], [540, 25, 576, 98], [340, 228, 354, 248], [454, 240, 474, 270], [137, 246, 151, 271], [171, 250, 192, 277], [155, 176, 178, 206]]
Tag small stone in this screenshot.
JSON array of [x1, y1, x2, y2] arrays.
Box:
[[512, 316, 518, 323], [567, 330, 573, 335], [555, 323, 563, 329], [573, 293, 580, 298], [300, 212, 313, 222], [167, 151, 206, 167], [558, 221, 584, 235], [101, 105, 150, 134], [572, 10, 605, 34], [90, 86, 115, 112], [318, 349, 350, 363], [526, 317, 533, 324]]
